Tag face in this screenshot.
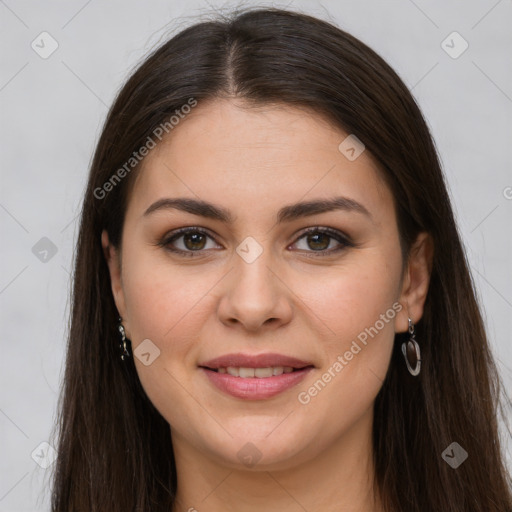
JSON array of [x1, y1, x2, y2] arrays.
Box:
[[103, 98, 430, 471]]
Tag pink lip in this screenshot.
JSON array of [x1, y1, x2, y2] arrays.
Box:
[[201, 366, 313, 400], [200, 352, 313, 369]]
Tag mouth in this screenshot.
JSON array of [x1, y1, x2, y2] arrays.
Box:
[[200, 365, 314, 377], [198, 353, 315, 399], [199, 352, 314, 372]]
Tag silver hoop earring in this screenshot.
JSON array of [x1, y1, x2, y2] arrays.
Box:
[[118, 317, 131, 361], [401, 317, 421, 376]]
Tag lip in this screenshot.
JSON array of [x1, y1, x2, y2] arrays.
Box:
[[199, 352, 315, 400], [200, 366, 313, 400], [200, 352, 314, 369]]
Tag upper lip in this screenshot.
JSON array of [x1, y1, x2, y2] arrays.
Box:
[[200, 352, 314, 369]]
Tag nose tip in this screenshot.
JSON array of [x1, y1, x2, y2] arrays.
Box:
[[217, 248, 293, 332]]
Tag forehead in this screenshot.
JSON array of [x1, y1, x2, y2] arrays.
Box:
[[125, 99, 392, 225]]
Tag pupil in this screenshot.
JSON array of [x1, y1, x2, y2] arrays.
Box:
[[182, 232, 330, 251], [308, 233, 329, 251], [185, 232, 205, 250]]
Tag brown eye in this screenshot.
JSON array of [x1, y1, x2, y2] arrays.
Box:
[[160, 227, 221, 256], [291, 227, 352, 256], [304, 232, 331, 251], [182, 231, 207, 250]]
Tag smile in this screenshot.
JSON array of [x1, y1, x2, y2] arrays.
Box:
[[200, 365, 313, 399], [210, 366, 298, 377]]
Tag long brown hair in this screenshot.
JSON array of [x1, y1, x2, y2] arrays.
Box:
[[49, 7, 512, 511]]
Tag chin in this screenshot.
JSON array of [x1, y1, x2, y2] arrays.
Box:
[[198, 425, 315, 471]]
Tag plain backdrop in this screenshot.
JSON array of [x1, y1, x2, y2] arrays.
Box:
[[1, 0, 511, 510]]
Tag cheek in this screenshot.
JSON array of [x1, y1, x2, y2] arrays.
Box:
[[292, 261, 398, 439], [121, 249, 216, 358], [120, 255, 213, 420], [293, 248, 401, 385], [297, 254, 401, 336], [123, 249, 204, 336]]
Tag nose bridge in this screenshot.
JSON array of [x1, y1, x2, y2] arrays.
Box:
[[233, 234, 278, 299], [217, 234, 292, 330]]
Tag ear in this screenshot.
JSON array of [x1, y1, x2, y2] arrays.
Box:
[[396, 232, 434, 333], [101, 229, 127, 321]]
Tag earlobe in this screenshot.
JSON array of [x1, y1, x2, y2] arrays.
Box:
[[396, 232, 434, 333], [101, 230, 126, 320]]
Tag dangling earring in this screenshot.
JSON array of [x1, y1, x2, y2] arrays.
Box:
[[118, 317, 131, 361], [401, 317, 421, 376]]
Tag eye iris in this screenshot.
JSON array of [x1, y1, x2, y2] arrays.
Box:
[[184, 232, 206, 250], [307, 232, 330, 251]]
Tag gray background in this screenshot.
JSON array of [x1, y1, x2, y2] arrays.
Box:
[[1, 0, 511, 510]]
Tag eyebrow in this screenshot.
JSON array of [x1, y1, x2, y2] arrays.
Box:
[[142, 196, 372, 224]]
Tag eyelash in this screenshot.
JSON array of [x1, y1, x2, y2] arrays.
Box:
[[157, 226, 354, 258]]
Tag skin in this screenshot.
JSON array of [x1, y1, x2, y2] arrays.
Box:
[[102, 98, 433, 512]]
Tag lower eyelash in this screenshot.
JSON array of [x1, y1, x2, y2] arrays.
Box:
[[159, 226, 353, 257], [158, 227, 214, 257], [297, 227, 353, 255]]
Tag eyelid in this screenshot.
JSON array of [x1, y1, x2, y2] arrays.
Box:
[[289, 226, 353, 255], [158, 225, 353, 256], [293, 225, 353, 244], [157, 226, 221, 255]]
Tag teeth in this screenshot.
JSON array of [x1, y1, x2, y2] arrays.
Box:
[[239, 367, 255, 378], [255, 367, 273, 378], [217, 366, 298, 378], [226, 366, 239, 377]]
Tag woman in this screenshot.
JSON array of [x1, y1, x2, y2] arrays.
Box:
[[49, 7, 512, 512]]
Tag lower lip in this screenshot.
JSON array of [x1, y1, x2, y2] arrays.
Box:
[[200, 367, 313, 400]]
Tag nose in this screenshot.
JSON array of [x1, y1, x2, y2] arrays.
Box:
[[216, 246, 293, 333]]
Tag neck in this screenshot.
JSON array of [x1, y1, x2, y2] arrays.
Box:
[[170, 407, 384, 512]]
